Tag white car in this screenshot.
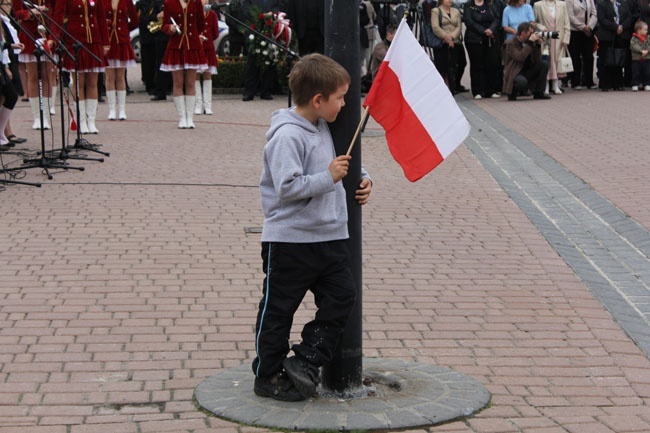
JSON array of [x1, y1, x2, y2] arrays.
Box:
[[130, 19, 230, 63]]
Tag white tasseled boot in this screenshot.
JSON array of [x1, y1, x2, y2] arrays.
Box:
[[194, 81, 203, 114], [106, 90, 117, 120], [173, 96, 187, 128], [202, 79, 213, 115], [78, 99, 89, 134], [185, 95, 196, 128], [29, 97, 50, 130], [117, 90, 127, 120], [50, 85, 58, 114], [86, 99, 99, 134]]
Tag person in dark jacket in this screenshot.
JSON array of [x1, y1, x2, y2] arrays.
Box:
[[464, 0, 502, 98], [284, 0, 324, 56], [596, 0, 632, 91], [502, 21, 551, 99]]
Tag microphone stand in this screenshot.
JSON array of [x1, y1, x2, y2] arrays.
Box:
[[34, 1, 109, 157], [32, 6, 104, 162], [0, 8, 82, 180], [214, 4, 299, 108]]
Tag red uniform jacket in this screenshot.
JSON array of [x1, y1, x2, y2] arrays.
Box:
[[200, 9, 218, 51], [104, 0, 139, 45], [162, 0, 203, 51], [53, 0, 109, 47], [12, 0, 56, 55]]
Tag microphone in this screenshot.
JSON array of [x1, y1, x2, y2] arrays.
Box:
[[210, 3, 228, 12], [23, 0, 48, 12], [37, 24, 46, 38]]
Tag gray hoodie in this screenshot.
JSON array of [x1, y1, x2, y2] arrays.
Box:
[[259, 108, 359, 243]]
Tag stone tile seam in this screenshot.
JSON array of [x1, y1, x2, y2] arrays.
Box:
[[459, 102, 650, 358]]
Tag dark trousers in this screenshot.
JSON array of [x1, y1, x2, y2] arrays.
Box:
[[515, 59, 549, 94], [433, 44, 458, 91], [465, 40, 500, 96], [298, 29, 325, 56], [598, 41, 624, 90], [455, 43, 467, 90], [0, 73, 18, 109], [631, 60, 650, 86], [252, 240, 357, 378], [243, 52, 275, 99], [568, 30, 595, 87], [153, 38, 171, 97], [141, 41, 156, 93]]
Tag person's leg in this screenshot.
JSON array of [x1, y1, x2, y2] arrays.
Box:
[[194, 73, 203, 114], [183, 69, 196, 128], [569, 31, 583, 88], [114, 67, 128, 120], [172, 69, 187, 128], [105, 67, 117, 119], [465, 42, 483, 97], [85, 72, 100, 133], [201, 70, 213, 115], [18, 62, 28, 100]]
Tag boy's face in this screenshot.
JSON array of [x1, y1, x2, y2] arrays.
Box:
[[641, 26, 648, 36], [316, 83, 349, 123]]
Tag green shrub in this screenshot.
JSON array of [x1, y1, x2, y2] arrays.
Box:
[[214, 57, 246, 88]]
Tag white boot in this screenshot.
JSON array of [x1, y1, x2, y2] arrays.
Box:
[[185, 95, 196, 128], [86, 99, 99, 134], [117, 90, 127, 120], [202, 79, 213, 115], [78, 99, 89, 134], [551, 79, 563, 94], [29, 97, 50, 130], [544, 80, 549, 95], [194, 81, 203, 114], [106, 90, 116, 120], [50, 85, 58, 114], [173, 96, 187, 128]]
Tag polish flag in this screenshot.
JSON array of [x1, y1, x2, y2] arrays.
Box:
[[363, 18, 470, 182]]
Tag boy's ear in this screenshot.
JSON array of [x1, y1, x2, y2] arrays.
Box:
[[312, 93, 324, 109]]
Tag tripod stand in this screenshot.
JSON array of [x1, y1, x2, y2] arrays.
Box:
[[2, 48, 83, 180], [32, 2, 109, 158]]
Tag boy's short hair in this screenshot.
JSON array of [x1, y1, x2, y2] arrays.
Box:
[[289, 53, 351, 107], [635, 20, 648, 32]]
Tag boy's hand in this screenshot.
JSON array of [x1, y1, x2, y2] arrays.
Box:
[[329, 155, 350, 183], [355, 178, 372, 205]]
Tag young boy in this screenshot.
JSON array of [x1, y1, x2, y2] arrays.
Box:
[[630, 20, 650, 91], [253, 53, 372, 402]]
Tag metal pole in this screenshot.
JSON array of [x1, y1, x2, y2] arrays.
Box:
[[321, 0, 363, 393]]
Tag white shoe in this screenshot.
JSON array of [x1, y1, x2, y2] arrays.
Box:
[[644, 85, 650, 91], [173, 96, 187, 128], [632, 86, 639, 92], [490, 93, 501, 98], [473, 94, 482, 100], [202, 79, 213, 115], [573, 85, 584, 90], [86, 99, 99, 134], [106, 90, 117, 120], [194, 81, 203, 115], [117, 90, 127, 120], [78, 100, 89, 134], [185, 95, 196, 129]]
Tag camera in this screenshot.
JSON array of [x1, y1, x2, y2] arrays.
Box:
[[536, 31, 559, 39]]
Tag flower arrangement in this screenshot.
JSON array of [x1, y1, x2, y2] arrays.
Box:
[[248, 11, 292, 70]]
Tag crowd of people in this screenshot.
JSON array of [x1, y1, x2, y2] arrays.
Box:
[[365, 0, 650, 100]]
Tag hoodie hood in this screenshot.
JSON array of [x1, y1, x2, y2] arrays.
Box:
[[266, 108, 320, 142]]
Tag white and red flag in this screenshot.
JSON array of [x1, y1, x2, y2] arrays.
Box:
[[363, 18, 470, 182]]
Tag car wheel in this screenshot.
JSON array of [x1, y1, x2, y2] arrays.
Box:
[[132, 36, 141, 63], [217, 35, 230, 57]]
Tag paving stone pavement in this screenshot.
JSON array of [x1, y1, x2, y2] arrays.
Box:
[[2, 68, 650, 433]]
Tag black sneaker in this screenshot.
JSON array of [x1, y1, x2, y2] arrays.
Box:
[[283, 356, 319, 399], [254, 371, 304, 402]]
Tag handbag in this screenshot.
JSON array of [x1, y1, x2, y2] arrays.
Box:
[[419, 7, 444, 49], [557, 47, 574, 74]]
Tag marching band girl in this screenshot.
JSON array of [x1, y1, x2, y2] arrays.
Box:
[[194, 0, 217, 116], [160, 0, 206, 128], [53, 0, 109, 134], [103, 0, 138, 120]]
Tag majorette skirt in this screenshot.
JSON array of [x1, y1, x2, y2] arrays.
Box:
[[201, 46, 217, 75], [19, 53, 59, 64], [60, 41, 107, 73], [106, 41, 137, 69], [160, 45, 207, 72]]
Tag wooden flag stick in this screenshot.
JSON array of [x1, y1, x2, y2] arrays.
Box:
[[346, 106, 370, 156]]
